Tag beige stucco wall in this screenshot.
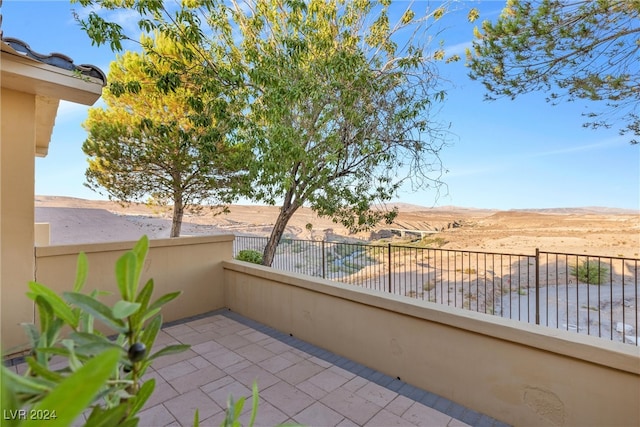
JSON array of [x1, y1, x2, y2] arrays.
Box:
[[34, 222, 50, 246], [1, 48, 103, 354], [223, 260, 640, 427], [0, 235, 233, 353], [1, 88, 37, 355]]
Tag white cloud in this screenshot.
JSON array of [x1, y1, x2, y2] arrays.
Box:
[[56, 100, 90, 120], [444, 164, 507, 178], [526, 136, 629, 158], [56, 97, 106, 121], [444, 41, 472, 58]]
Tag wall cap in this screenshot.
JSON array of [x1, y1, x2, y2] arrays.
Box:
[[223, 259, 640, 375], [36, 234, 235, 257]]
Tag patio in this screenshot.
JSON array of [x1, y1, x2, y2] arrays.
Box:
[[5, 309, 507, 427], [138, 310, 510, 427], [4, 239, 636, 426]]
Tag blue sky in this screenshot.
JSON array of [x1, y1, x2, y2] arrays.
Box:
[[2, 1, 639, 210]]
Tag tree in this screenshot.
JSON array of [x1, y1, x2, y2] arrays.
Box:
[[467, 0, 640, 143], [71, 0, 450, 265], [231, 0, 449, 265], [82, 34, 246, 237]]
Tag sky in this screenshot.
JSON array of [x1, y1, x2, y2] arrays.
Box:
[[2, 0, 639, 210]]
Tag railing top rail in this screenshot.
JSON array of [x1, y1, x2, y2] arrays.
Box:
[[233, 235, 639, 346], [234, 235, 640, 262], [537, 250, 640, 262], [381, 244, 534, 258]]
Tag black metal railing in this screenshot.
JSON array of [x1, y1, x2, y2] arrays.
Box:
[[233, 236, 639, 345]]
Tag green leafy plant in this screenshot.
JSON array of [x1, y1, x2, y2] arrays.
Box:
[[218, 382, 259, 427], [423, 281, 435, 292], [194, 382, 304, 427], [1, 235, 189, 426], [200, 382, 303, 427], [571, 260, 609, 285], [236, 250, 263, 265]]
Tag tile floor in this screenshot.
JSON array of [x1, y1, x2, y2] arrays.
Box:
[[138, 310, 506, 427], [5, 310, 509, 427]]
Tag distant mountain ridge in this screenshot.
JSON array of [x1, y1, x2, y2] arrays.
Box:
[[36, 196, 637, 215], [508, 206, 640, 215], [388, 202, 638, 215]]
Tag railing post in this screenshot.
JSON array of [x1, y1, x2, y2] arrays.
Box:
[[535, 248, 540, 325], [388, 243, 392, 293], [322, 240, 326, 279]]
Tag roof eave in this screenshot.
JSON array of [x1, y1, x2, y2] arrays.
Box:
[[1, 49, 104, 105]]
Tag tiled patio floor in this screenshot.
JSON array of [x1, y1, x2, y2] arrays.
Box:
[[139, 310, 506, 427], [5, 310, 508, 427]]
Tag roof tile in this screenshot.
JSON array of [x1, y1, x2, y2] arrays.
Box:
[[1, 36, 107, 85]]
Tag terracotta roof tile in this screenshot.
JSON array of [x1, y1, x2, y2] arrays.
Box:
[[1, 36, 107, 86]]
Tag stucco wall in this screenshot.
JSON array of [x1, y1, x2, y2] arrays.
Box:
[[223, 260, 640, 427], [34, 222, 50, 246], [1, 235, 233, 352], [1, 42, 105, 355], [1, 88, 37, 355]]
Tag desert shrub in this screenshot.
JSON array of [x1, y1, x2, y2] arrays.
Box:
[[290, 241, 305, 253], [571, 260, 609, 285], [1, 235, 189, 427], [335, 243, 360, 257], [236, 249, 263, 264], [418, 237, 448, 248]]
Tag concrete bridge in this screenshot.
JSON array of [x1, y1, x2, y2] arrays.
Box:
[[387, 228, 440, 238]]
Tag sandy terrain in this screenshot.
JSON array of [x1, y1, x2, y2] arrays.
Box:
[[34, 196, 639, 344], [35, 195, 639, 258]]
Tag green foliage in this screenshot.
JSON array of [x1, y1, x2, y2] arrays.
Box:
[[571, 260, 610, 285], [374, 236, 448, 248], [423, 281, 435, 292], [219, 382, 259, 427], [468, 0, 640, 143], [1, 236, 189, 426], [193, 382, 304, 427], [70, 0, 450, 267], [236, 250, 264, 265], [82, 33, 249, 237], [234, 0, 450, 265], [334, 244, 362, 258], [418, 237, 449, 248]]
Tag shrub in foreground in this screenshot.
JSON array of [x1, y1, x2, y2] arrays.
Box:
[[571, 260, 609, 285], [1, 236, 188, 426], [236, 250, 263, 265]]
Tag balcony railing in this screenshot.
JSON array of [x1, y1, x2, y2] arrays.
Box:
[[5, 235, 636, 427], [234, 236, 639, 345]]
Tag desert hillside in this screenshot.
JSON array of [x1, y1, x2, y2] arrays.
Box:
[[35, 196, 639, 258]]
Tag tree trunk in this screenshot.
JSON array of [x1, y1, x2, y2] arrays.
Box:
[[263, 205, 298, 266], [170, 197, 184, 237]]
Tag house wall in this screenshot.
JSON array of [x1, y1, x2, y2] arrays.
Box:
[[1, 87, 37, 354], [223, 260, 640, 427], [0, 235, 233, 352], [34, 222, 50, 246], [1, 47, 103, 354]]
